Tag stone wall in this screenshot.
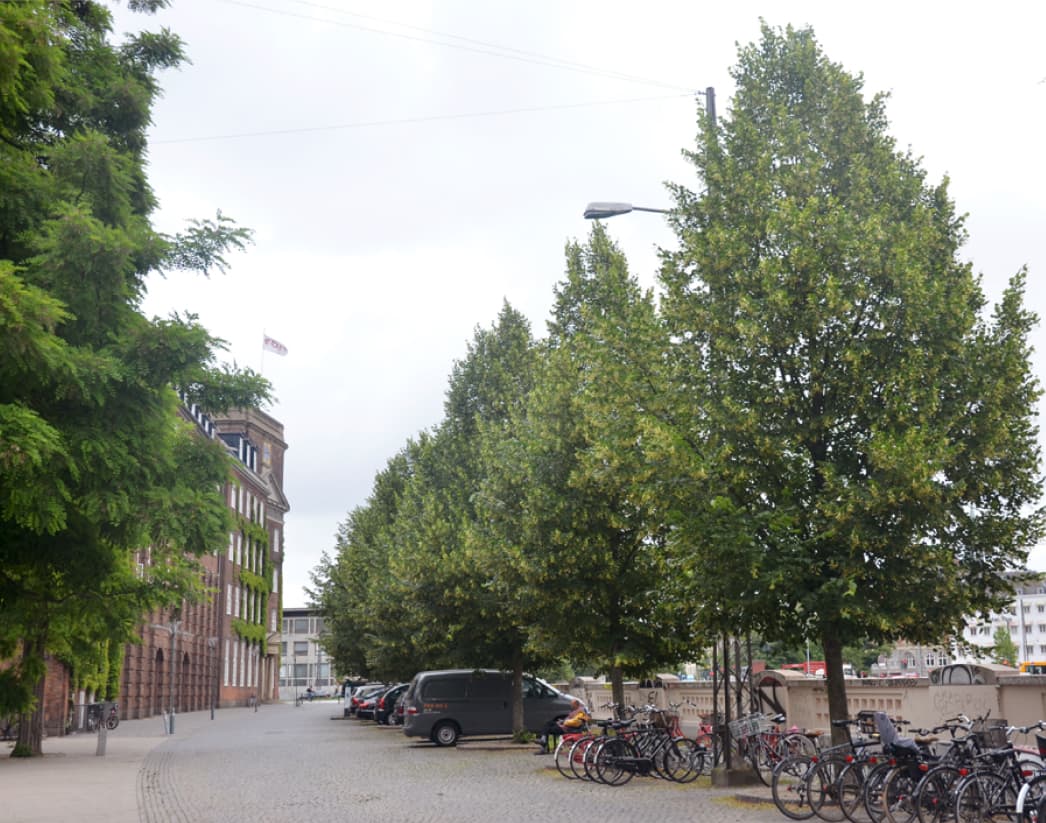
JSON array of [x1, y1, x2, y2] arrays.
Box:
[[570, 669, 1046, 739]]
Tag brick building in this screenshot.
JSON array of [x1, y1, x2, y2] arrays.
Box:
[[117, 403, 289, 719]]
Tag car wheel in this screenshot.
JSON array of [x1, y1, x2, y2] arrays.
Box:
[[431, 721, 460, 747]]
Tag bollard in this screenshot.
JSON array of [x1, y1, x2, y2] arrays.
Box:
[[96, 723, 107, 756]]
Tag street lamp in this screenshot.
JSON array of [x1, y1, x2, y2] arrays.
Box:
[[207, 636, 219, 720], [583, 201, 670, 220]]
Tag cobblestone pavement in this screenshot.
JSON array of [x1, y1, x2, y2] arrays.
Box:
[[3, 701, 784, 822]]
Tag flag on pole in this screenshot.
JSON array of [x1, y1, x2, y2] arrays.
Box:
[[263, 335, 288, 356]]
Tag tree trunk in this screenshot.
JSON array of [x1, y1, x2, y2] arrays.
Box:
[[13, 636, 46, 757], [609, 663, 624, 717], [822, 631, 850, 746], [511, 652, 524, 735]]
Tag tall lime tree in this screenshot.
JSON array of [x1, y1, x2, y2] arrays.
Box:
[[387, 305, 540, 681], [477, 225, 696, 710], [0, 1, 268, 756], [658, 23, 1042, 733]]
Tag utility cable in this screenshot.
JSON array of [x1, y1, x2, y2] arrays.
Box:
[[152, 92, 694, 144], [216, 0, 697, 92]]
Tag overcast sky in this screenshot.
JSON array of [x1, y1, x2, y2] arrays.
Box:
[[111, 1, 1046, 606]]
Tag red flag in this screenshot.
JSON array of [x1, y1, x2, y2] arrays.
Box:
[[263, 335, 288, 356]]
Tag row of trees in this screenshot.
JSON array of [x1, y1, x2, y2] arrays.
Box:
[[311, 23, 1043, 734], [0, 1, 269, 756]]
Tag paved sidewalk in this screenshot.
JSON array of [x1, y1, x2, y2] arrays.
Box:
[[1, 705, 780, 822], [1, 711, 210, 823]]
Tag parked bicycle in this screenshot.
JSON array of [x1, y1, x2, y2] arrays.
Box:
[[85, 702, 119, 732]]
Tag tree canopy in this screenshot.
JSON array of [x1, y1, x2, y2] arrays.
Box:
[[0, 0, 269, 756], [657, 22, 1042, 730], [311, 24, 1041, 734]]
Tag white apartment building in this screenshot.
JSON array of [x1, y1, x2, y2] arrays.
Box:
[[279, 607, 339, 697], [953, 573, 1046, 667]]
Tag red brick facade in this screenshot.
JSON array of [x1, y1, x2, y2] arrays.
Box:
[[118, 406, 289, 719], [41, 655, 69, 737]]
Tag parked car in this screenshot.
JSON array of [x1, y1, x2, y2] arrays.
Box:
[[402, 669, 580, 746], [349, 684, 387, 717], [352, 684, 387, 719], [392, 692, 407, 726], [374, 683, 409, 725]]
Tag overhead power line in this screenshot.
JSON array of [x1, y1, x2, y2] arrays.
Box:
[[152, 92, 694, 145], [217, 0, 697, 92]]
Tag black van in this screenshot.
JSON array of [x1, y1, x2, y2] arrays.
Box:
[[401, 669, 578, 746]]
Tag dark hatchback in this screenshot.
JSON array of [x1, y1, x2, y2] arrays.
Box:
[[374, 683, 409, 725]]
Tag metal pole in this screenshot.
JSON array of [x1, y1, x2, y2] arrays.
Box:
[[722, 636, 732, 769], [169, 620, 179, 734]]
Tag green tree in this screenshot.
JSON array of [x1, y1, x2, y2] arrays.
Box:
[[388, 305, 542, 700], [991, 627, 1018, 667], [658, 23, 1042, 738], [477, 225, 696, 711], [0, 1, 268, 756]]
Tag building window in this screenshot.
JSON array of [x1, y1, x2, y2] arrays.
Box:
[[293, 618, 308, 634], [293, 641, 309, 656], [1038, 604, 1045, 613], [281, 641, 287, 656]]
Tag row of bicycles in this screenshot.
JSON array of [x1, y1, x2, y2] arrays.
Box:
[[551, 700, 729, 786], [769, 710, 1046, 823]]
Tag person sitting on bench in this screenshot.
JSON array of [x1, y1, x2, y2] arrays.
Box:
[[535, 699, 589, 753]]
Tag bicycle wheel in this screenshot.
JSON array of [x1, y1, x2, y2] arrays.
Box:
[[882, 765, 921, 823], [863, 762, 899, 823], [782, 733, 819, 758], [750, 739, 776, 786], [695, 732, 720, 773], [773, 755, 817, 820], [840, 760, 875, 823], [913, 765, 961, 823], [555, 735, 582, 779], [106, 713, 119, 730], [595, 737, 637, 786], [1014, 772, 1046, 823], [954, 772, 1014, 823], [570, 737, 598, 781], [582, 736, 609, 782], [664, 737, 705, 784], [810, 757, 853, 822]]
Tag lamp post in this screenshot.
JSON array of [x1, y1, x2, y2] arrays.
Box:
[[207, 636, 218, 720], [169, 619, 180, 733], [583, 201, 670, 220]]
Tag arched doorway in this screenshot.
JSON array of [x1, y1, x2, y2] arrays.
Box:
[[153, 649, 165, 717], [180, 651, 190, 712]]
